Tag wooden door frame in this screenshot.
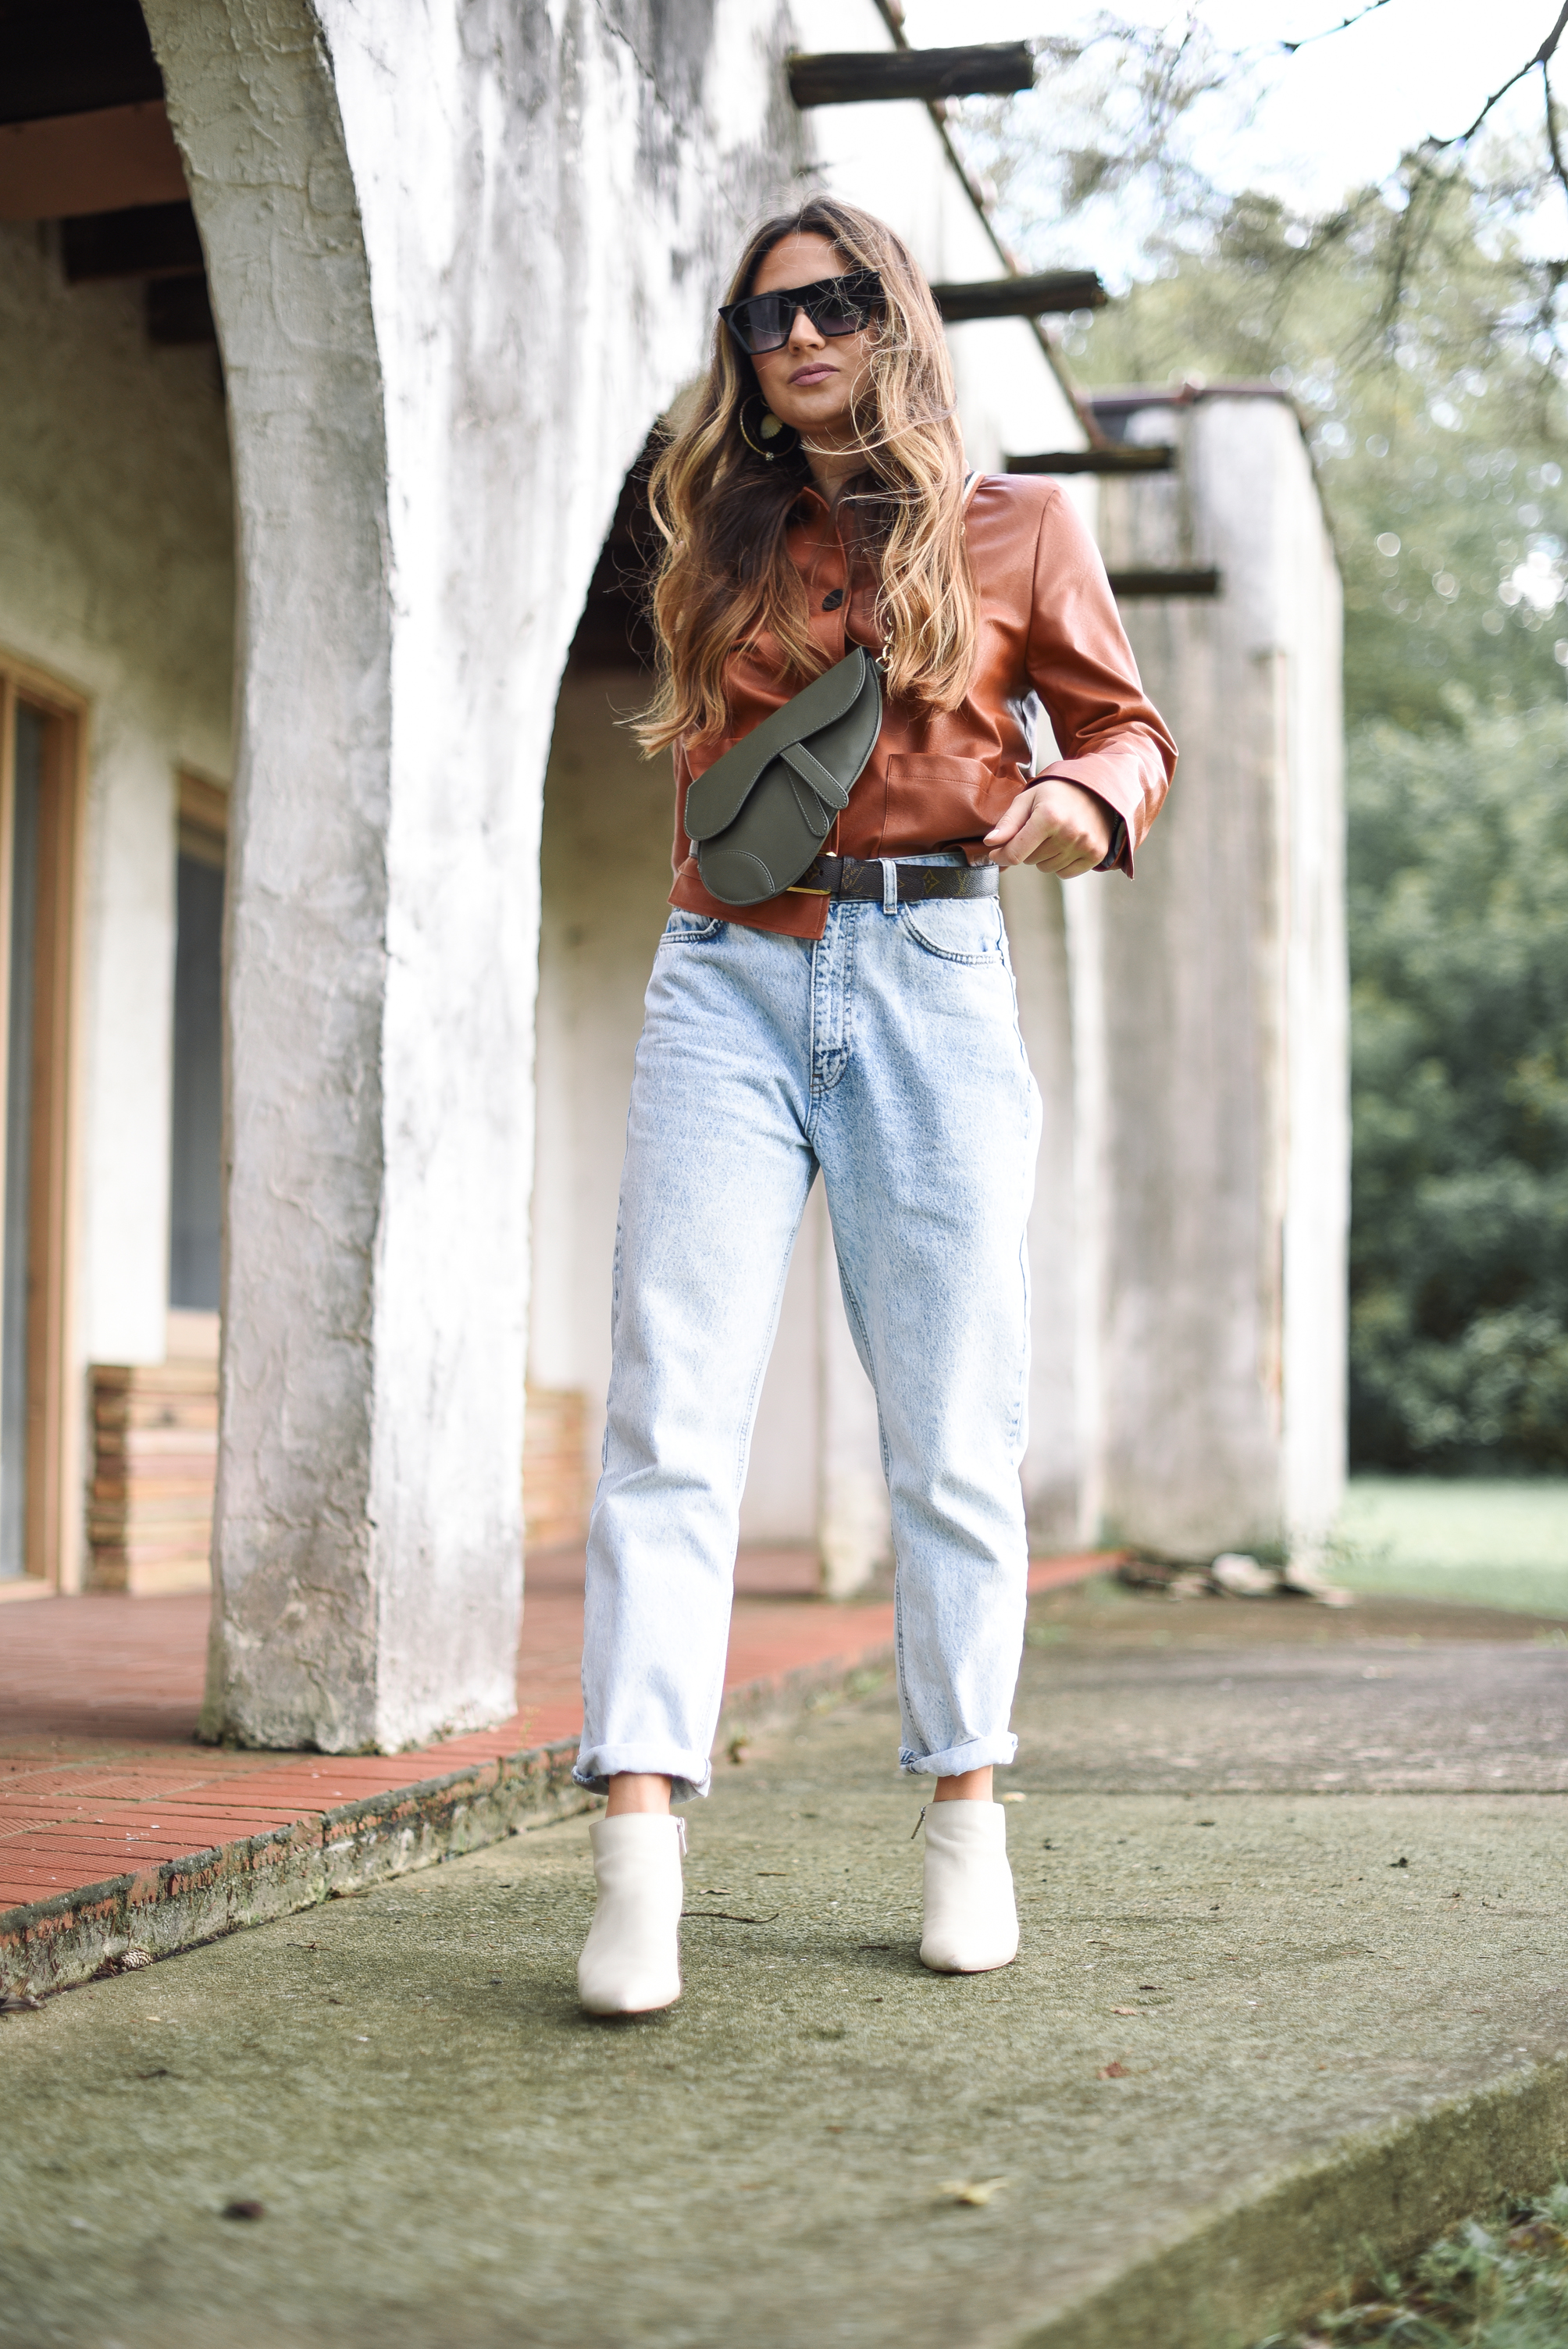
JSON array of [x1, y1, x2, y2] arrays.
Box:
[[0, 651, 88, 1599]]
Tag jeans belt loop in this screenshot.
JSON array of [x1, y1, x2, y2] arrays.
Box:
[[880, 857, 898, 914]]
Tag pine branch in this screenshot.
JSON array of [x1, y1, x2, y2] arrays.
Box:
[[1427, 1, 1568, 149], [1542, 60, 1568, 212], [1280, 0, 1393, 56]]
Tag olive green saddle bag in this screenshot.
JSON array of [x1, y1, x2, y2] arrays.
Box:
[[682, 646, 883, 907]]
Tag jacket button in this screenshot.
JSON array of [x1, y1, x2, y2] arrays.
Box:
[[822, 587, 844, 611]]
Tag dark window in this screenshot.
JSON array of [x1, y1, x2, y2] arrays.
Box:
[[0, 708, 43, 1577], [168, 841, 223, 1311]]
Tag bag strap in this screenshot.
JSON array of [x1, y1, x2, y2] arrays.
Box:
[[779, 738, 851, 811]]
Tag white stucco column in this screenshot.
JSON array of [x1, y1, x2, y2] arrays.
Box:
[[1089, 394, 1347, 1567], [148, 0, 793, 1749], [1000, 864, 1084, 1548]]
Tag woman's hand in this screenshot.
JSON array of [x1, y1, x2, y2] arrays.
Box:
[[984, 779, 1114, 878]]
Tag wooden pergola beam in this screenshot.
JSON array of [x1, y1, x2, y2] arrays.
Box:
[[1107, 568, 1222, 599], [1006, 446, 1176, 476], [787, 44, 1035, 109], [62, 199, 201, 282], [931, 271, 1107, 323]]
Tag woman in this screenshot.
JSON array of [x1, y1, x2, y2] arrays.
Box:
[[573, 198, 1175, 2015]]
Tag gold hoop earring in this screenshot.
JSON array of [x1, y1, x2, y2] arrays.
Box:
[[738, 395, 800, 462]]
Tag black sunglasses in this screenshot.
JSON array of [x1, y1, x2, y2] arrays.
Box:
[[718, 270, 882, 358]]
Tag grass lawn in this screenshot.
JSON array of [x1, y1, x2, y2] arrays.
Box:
[[1256, 2186, 1568, 2347], [1335, 1477, 1568, 1619]]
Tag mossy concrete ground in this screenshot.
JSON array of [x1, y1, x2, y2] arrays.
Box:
[[3, 1584, 1566, 2349]]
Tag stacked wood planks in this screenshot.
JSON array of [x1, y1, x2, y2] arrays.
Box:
[[523, 1385, 590, 1549], [85, 1367, 589, 1589], [87, 1360, 216, 1594]]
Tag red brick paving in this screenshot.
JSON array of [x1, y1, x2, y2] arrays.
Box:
[[1, 1546, 1110, 1916]]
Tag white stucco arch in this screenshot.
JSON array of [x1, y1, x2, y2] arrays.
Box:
[[139, 0, 796, 1748]]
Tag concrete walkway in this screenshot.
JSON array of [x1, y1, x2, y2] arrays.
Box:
[[1, 1551, 1105, 1992], [4, 1582, 1567, 2349]]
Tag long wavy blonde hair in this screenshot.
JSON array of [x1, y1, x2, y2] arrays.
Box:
[[635, 198, 978, 754]]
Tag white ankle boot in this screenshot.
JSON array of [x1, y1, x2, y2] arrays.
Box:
[[577, 1814, 686, 2016], [918, 1801, 1019, 1974]]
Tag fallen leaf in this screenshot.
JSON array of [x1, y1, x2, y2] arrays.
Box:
[[1097, 2061, 1131, 2080], [0, 1991, 41, 2012], [726, 1734, 750, 1765], [1001, 1791, 1028, 1803], [938, 2178, 1007, 2207], [1139, 1984, 1164, 1991], [221, 2199, 265, 2222], [1111, 2005, 1139, 2015], [137, 2067, 173, 2081], [690, 1887, 735, 1896]]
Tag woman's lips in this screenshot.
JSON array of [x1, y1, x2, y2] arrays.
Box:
[[789, 362, 836, 386]]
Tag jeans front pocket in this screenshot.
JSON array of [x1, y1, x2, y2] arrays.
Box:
[[658, 911, 725, 946], [899, 896, 1007, 966]]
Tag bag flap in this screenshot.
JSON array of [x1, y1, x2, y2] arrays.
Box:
[[684, 647, 876, 843]]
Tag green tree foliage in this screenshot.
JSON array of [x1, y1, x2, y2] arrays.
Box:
[[1067, 174, 1568, 732], [1349, 706, 1568, 1467]]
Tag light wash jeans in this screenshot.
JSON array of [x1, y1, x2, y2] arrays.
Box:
[[574, 862, 1042, 1801]]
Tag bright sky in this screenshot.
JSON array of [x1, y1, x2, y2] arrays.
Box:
[[902, 0, 1563, 226]]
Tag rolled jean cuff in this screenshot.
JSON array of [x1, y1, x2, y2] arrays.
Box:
[[900, 1732, 1018, 1779], [572, 1743, 714, 1803]]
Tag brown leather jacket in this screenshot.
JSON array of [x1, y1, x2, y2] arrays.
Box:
[[668, 472, 1178, 939]]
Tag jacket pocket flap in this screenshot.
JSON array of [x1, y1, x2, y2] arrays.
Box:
[[684, 647, 875, 841]]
